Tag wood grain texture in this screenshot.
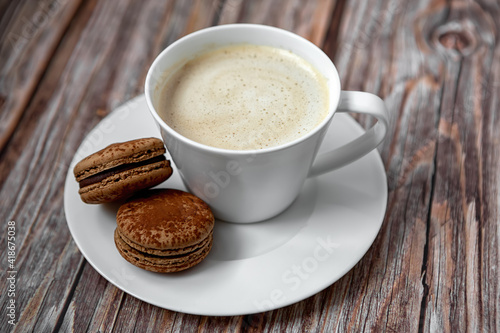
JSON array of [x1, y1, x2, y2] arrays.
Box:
[[0, 0, 84, 152], [0, 0, 498, 332]]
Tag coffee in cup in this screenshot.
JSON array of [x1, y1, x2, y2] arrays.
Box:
[[157, 44, 330, 150]]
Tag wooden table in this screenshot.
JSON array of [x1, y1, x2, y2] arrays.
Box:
[[1, 0, 499, 331]]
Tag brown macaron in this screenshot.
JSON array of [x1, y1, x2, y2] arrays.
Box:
[[73, 138, 173, 204], [114, 189, 214, 273]]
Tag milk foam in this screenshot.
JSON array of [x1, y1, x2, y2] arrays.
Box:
[[158, 44, 329, 150]]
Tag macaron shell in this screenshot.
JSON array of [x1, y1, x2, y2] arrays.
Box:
[[74, 137, 166, 182], [79, 160, 173, 204], [114, 229, 213, 273], [116, 189, 214, 250]]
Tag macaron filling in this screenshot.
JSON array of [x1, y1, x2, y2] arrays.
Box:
[[79, 155, 167, 188], [116, 228, 211, 259]]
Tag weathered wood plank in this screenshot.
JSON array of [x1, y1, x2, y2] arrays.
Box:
[[0, 0, 84, 152], [320, 0, 499, 331], [421, 1, 500, 331], [59, 265, 124, 332], [218, 0, 336, 46], [0, 0, 97, 331]]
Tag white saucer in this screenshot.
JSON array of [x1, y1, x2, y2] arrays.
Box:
[[64, 95, 387, 316]]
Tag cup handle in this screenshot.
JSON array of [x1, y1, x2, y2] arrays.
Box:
[[308, 91, 389, 177]]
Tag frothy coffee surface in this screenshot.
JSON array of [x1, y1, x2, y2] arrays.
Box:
[[158, 44, 329, 150]]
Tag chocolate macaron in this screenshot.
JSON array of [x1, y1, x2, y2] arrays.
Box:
[[114, 189, 214, 273], [73, 138, 173, 204]]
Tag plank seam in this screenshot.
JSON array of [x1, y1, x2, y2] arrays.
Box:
[[320, 0, 348, 57], [211, 0, 227, 26], [417, 51, 465, 333], [416, 83, 444, 333], [51, 259, 86, 333]]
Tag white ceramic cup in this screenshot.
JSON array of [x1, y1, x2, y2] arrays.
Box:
[[145, 24, 389, 223]]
